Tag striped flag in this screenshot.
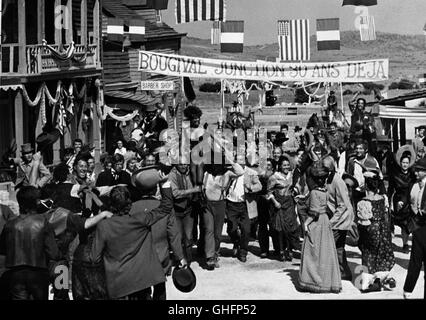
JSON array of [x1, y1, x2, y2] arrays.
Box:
[[278, 19, 310, 61], [220, 21, 244, 53], [419, 74, 426, 85], [175, 0, 226, 24], [128, 19, 145, 42], [316, 18, 340, 51], [359, 15, 376, 41], [211, 21, 221, 45], [107, 17, 124, 42]]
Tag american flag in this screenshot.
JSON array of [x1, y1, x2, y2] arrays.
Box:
[[359, 15, 376, 41], [175, 0, 226, 24], [211, 21, 221, 45], [278, 19, 310, 61]]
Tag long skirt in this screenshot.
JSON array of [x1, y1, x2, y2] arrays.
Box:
[[72, 261, 108, 300], [298, 213, 342, 293]]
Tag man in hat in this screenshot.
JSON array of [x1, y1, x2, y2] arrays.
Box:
[[130, 167, 187, 300], [66, 139, 83, 172], [412, 126, 426, 155], [322, 156, 354, 281], [140, 104, 168, 141], [346, 139, 384, 206], [327, 122, 346, 153], [408, 158, 426, 234], [12, 143, 51, 191], [326, 90, 338, 121], [91, 173, 173, 300]]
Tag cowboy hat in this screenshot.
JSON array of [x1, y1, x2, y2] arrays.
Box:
[[172, 266, 196, 293], [395, 144, 416, 169], [20, 143, 34, 154], [36, 129, 61, 153], [413, 158, 426, 171], [131, 165, 165, 191], [342, 173, 359, 189], [362, 157, 379, 174]]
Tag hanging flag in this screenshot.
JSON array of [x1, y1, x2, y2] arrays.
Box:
[[175, 0, 226, 24], [278, 19, 310, 61], [316, 18, 340, 51], [423, 23, 426, 36], [220, 21, 244, 53], [211, 21, 221, 45], [419, 74, 426, 85], [359, 15, 376, 41], [342, 0, 377, 6], [107, 17, 124, 42], [128, 19, 146, 42]]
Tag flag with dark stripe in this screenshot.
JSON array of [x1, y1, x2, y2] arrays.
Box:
[[316, 18, 340, 51], [128, 19, 145, 42], [175, 0, 226, 24], [278, 19, 310, 61], [359, 15, 376, 41], [107, 17, 124, 42], [220, 21, 244, 53], [211, 21, 221, 45], [342, 0, 377, 6]]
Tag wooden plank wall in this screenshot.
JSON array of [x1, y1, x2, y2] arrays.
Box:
[[103, 50, 131, 84]]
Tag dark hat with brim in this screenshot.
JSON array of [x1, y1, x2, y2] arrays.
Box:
[[20, 143, 34, 154], [36, 129, 61, 153], [414, 158, 426, 171], [172, 266, 196, 293], [342, 173, 359, 189]]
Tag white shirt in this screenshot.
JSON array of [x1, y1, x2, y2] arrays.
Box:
[[114, 147, 127, 156], [410, 177, 426, 215], [226, 174, 245, 203]]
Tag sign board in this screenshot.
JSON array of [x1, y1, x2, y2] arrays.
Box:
[[141, 81, 175, 91], [139, 50, 389, 83]]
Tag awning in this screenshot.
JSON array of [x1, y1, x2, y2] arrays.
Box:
[[377, 105, 426, 119]]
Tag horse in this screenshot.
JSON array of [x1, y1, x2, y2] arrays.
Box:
[[307, 113, 327, 133]]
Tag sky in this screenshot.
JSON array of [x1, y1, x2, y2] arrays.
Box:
[[161, 0, 426, 45]]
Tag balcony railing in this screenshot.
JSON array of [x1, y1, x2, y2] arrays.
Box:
[[1, 43, 99, 76]]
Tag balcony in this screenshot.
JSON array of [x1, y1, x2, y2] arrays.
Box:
[[1, 42, 99, 78]]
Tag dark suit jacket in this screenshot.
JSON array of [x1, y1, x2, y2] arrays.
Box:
[[95, 170, 131, 187], [130, 195, 183, 275], [404, 225, 426, 298], [91, 188, 173, 299]]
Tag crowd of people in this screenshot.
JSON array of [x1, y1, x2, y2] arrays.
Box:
[[0, 98, 425, 300]]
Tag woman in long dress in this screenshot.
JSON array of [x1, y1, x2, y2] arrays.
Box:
[[267, 157, 300, 261], [357, 171, 396, 285], [298, 163, 342, 293], [387, 147, 416, 252]]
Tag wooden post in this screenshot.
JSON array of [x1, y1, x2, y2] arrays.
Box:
[[66, 0, 73, 44], [37, 0, 45, 43], [54, 0, 61, 44], [340, 82, 344, 113], [14, 91, 24, 148], [81, 0, 87, 46], [17, 0, 27, 74], [93, 0, 100, 65], [92, 85, 101, 163], [392, 119, 399, 152], [400, 118, 406, 146]]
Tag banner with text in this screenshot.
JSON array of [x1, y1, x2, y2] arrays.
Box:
[[138, 50, 389, 83]]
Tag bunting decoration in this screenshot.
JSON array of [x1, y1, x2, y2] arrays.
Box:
[[316, 18, 340, 51], [278, 19, 310, 61], [175, 0, 226, 24], [220, 21, 244, 53]]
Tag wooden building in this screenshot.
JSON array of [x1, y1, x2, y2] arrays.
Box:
[[1, 0, 103, 165], [101, 0, 186, 151]]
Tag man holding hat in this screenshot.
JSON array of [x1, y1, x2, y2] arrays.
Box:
[[409, 158, 426, 233], [12, 143, 51, 191]]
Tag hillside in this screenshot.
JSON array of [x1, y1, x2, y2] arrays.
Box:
[[181, 31, 426, 83]]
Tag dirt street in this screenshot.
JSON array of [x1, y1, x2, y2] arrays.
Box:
[[166, 226, 424, 300]]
